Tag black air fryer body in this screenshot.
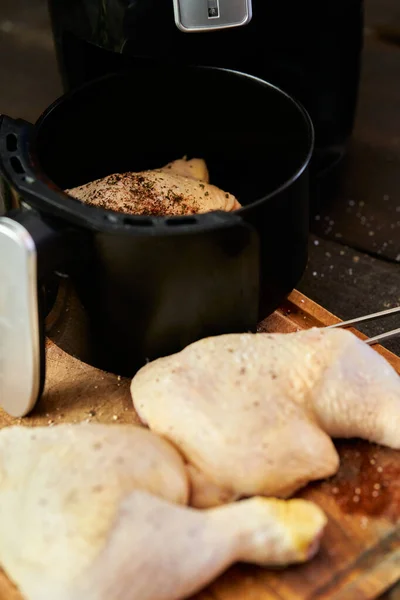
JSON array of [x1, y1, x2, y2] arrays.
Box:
[[48, 0, 364, 177], [0, 65, 314, 417]]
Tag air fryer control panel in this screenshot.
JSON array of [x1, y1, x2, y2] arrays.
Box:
[[173, 0, 252, 31]]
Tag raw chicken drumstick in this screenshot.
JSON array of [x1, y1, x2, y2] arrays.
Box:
[[66, 157, 241, 216], [131, 327, 400, 507], [0, 424, 326, 600]]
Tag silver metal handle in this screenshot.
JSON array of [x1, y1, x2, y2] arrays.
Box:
[[173, 0, 252, 32], [0, 217, 41, 417]]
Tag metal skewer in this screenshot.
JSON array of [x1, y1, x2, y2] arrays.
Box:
[[326, 306, 400, 345], [365, 327, 400, 345]]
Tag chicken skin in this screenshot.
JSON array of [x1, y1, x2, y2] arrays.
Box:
[[66, 157, 241, 216], [131, 328, 400, 507], [0, 423, 326, 600]]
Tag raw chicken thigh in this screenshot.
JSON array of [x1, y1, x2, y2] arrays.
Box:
[[0, 423, 326, 600], [66, 157, 241, 216], [131, 328, 400, 507]]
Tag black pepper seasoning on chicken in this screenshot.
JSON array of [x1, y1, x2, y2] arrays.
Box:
[[66, 158, 241, 216]]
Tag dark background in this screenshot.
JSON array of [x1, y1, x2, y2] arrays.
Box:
[[0, 0, 399, 355]]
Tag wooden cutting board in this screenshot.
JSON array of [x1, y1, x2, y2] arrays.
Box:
[[0, 289, 399, 600]]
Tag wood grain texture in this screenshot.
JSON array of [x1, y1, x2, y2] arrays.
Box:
[[0, 289, 399, 600]]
